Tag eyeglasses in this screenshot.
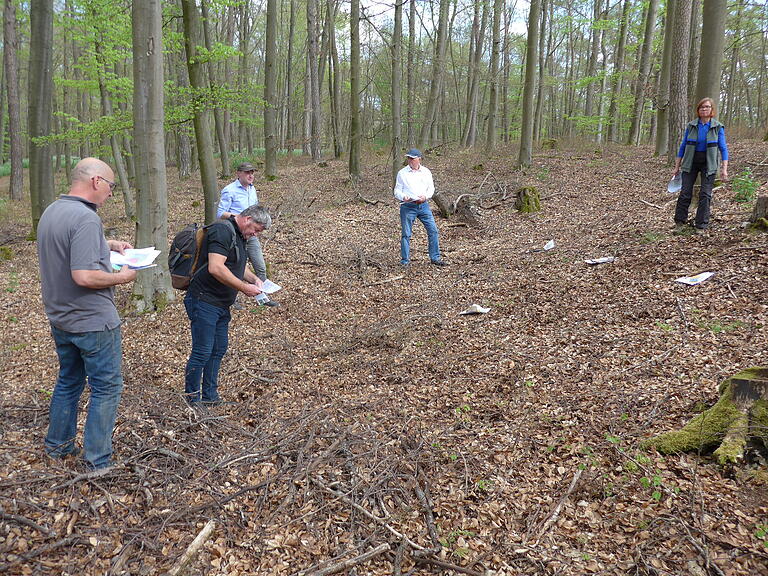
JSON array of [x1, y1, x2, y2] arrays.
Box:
[[699, 105, 712, 109], [97, 176, 117, 192]]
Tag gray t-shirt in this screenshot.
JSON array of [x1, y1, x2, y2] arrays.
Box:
[[37, 195, 120, 332]]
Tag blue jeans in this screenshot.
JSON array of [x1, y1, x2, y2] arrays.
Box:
[[184, 295, 231, 403], [246, 236, 267, 281], [46, 325, 123, 470], [400, 202, 441, 264]]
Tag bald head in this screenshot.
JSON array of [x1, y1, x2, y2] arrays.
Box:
[[69, 158, 116, 207], [71, 158, 113, 185]]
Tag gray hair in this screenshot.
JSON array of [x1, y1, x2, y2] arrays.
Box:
[[241, 204, 272, 229]]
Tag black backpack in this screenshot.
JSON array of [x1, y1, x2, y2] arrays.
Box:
[[168, 220, 237, 290]]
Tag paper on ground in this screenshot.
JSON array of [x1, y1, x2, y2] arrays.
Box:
[[674, 271, 715, 286], [260, 279, 282, 294], [110, 247, 161, 270], [585, 256, 615, 265], [543, 239, 556, 251], [459, 304, 491, 315]]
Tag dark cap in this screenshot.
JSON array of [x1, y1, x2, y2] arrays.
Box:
[[237, 162, 256, 172], [405, 148, 422, 159]]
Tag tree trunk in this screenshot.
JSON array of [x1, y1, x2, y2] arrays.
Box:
[[390, 0, 403, 188], [406, 0, 416, 148], [28, 0, 55, 234], [643, 367, 768, 467], [307, 0, 322, 161], [181, 0, 219, 224], [418, 0, 450, 147], [583, 0, 603, 123], [532, 0, 547, 141], [348, 0, 360, 182], [461, 0, 487, 148], [201, 1, 230, 176], [627, 0, 658, 145], [264, 0, 278, 179], [654, 0, 675, 156], [695, 0, 727, 107], [667, 0, 692, 164], [285, 0, 296, 156], [607, 0, 630, 143], [132, 0, 174, 311], [518, 0, 540, 168], [484, 0, 503, 154], [686, 0, 700, 103], [3, 0, 23, 201]]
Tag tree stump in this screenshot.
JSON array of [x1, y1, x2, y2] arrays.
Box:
[[751, 195, 768, 231], [643, 367, 768, 466], [432, 191, 453, 219], [454, 196, 480, 227], [514, 186, 540, 213]]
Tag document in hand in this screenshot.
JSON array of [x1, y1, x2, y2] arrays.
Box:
[[110, 247, 161, 270], [260, 279, 282, 294]]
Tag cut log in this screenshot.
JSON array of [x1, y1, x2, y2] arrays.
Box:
[[514, 186, 540, 213], [751, 195, 768, 230], [643, 367, 768, 466], [432, 191, 453, 219]]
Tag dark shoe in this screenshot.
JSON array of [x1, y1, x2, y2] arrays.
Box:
[[673, 223, 687, 235], [400, 261, 410, 267], [232, 301, 246, 311], [431, 260, 449, 267], [261, 299, 280, 307], [694, 227, 706, 235]]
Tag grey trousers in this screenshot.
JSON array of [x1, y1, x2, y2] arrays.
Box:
[[246, 236, 267, 281]]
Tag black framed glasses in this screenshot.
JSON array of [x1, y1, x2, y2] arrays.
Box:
[[98, 176, 117, 192]]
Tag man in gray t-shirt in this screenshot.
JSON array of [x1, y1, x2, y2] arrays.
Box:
[[37, 158, 136, 470]]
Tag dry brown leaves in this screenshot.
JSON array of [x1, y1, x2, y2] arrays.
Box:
[[1, 142, 768, 575]]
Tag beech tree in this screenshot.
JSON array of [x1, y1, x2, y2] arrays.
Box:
[[518, 0, 541, 168], [3, 0, 23, 201]]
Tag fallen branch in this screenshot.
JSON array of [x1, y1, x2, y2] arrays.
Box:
[[0, 511, 52, 536], [413, 555, 485, 576], [0, 536, 83, 572], [638, 198, 663, 210], [166, 519, 216, 576], [364, 275, 404, 287], [536, 467, 584, 538], [308, 543, 390, 576], [50, 465, 118, 491], [355, 191, 383, 206]]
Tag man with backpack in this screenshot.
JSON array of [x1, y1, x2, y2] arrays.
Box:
[[184, 204, 272, 406]]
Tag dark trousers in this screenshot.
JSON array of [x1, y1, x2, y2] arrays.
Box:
[[674, 151, 715, 229]]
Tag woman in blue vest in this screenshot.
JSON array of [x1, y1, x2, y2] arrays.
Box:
[[671, 97, 729, 234]]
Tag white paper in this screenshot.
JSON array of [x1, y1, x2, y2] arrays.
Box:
[[667, 175, 682, 193], [674, 271, 715, 286], [110, 247, 161, 270], [260, 279, 282, 294], [585, 256, 615, 265], [543, 239, 556, 251], [459, 304, 491, 315]]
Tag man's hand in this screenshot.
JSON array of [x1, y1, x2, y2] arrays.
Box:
[[240, 281, 262, 297], [108, 240, 133, 254], [116, 265, 138, 283]]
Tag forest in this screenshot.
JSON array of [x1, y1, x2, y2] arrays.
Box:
[[1, 0, 768, 575]]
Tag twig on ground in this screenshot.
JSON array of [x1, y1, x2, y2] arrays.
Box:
[[412, 555, 485, 576], [364, 274, 404, 287], [0, 511, 52, 535], [638, 198, 663, 209], [308, 543, 390, 576], [0, 536, 83, 572], [676, 297, 689, 331], [166, 519, 216, 576], [535, 467, 584, 539]]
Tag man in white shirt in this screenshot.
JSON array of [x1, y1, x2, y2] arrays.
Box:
[[393, 148, 447, 267]]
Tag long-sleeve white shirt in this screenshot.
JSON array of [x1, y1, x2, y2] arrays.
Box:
[[393, 164, 435, 202]]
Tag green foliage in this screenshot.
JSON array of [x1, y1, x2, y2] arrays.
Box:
[[0, 159, 30, 178], [639, 231, 665, 244], [756, 524, 768, 549], [733, 168, 759, 203]]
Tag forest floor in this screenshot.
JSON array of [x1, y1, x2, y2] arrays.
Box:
[[1, 141, 768, 576]]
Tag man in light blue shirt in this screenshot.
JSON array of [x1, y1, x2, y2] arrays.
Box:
[[217, 162, 278, 306]]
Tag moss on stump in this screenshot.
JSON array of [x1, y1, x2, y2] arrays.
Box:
[[515, 186, 540, 213], [642, 367, 768, 466]]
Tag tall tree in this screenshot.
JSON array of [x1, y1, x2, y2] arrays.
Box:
[[307, 0, 322, 160], [132, 0, 173, 311], [28, 0, 55, 233], [695, 0, 727, 107], [181, 0, 219, 223], [607, 0, 631, 143], [200, 1, 230, 175], [667, 0, 692, 163], [418, 0, 450, 146], [627, 0, 659, 145], [264, 0, 278, 178], [406, 0, 416, 148], [518, 0, 541, 168], [655, 0, 676, 156], [583, 0, 604, 122], [348, 0, 360, 181], [391, 0, 403, 187], [460, 0, 488, 148], [3, 0, 23, 201], [485, 0, 504, 153]]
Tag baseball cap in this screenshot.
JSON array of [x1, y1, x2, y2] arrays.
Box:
[[237, 162, 256, 172], [405, 148, 422, 158]]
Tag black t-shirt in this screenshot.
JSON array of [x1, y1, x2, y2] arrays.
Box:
[[188, 217, 246, 308]]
